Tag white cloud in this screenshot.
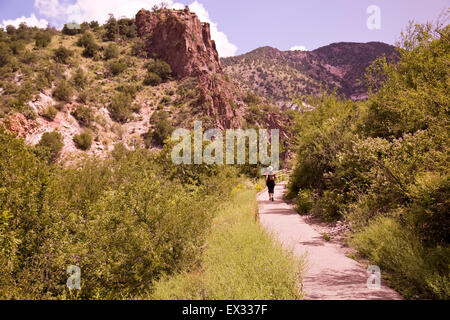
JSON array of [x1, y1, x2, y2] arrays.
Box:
[[34, 0, 237, 57], [0, 14, 49, 29], [290, 45, 308, 51], [35, 0, 172, 24]]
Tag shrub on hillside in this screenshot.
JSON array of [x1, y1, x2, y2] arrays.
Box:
[[89, 21, 100, 30], [131, 38, 146, 57], [147, 59, 172, 81], [0, 42, 11, 67], [52, 80, 73, 102], [107, 59, 128, 76], [108, 92, 133, 123], [35, 31, 52, 48], [41, 105, 58, 121], [53, 46, 73, 64], [144, 110, 174, 147], [9, 40, 25, 55], [116, 84, 138, 98], [71, 105, 94, 127], [143, 72, 162, 86], [37, 131, 64, 162], [104, 43, 119, 60], [77, 32, 99, 58], [73, 131, 93, 150], [72, 68, 88, 88]]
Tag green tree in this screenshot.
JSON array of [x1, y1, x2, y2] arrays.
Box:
[[118, 18, 137, 39], [62, 23, 81, 35], [103, 14, 118, 42]]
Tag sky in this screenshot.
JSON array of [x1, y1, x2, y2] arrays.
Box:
[[0, 0, 449, 57]]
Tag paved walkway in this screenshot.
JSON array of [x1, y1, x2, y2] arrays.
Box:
[[258, 182, 402, 300]]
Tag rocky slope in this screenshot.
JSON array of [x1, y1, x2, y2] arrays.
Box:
[[0, 8, 250, 162], [222, 42, 397, 103]]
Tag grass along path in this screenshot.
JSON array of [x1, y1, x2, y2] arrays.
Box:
[[258, 182, 403, 300], [151, 185, 304, 300]]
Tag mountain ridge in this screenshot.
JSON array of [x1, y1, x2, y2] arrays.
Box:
[[222, 41, 397, 102]]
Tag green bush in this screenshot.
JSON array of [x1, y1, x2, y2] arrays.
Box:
[[0, 42, 11, 67], [2, 126, 278, 299], [351, 217, 449, 299], [71, 105, 94, 127], [116, 84, 137, 98], [41, 105, 58, 121], [107, 59, 127, 76], [72, 68, 87, 88], [52, 80, 73, 102], [108, 92, 133, 123], [37, 131, 64, 162], [147, 59, 172, 81], [312, 190, 344, 222], [295, 189, 313, 215], [53, 46, 73, 64], [104, 43, 119, 60], [35, 31, 52, 48], [73, 131, 93, 150], [143, 72, 162, 86], [5, 25, 16, 35], [145, 110, 174, 147], [131, 38, 145, 57], [9, 40, 25, 55], [77, 32, 99, 58]]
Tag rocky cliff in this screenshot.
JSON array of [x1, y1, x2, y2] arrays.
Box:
[[136, 8, 245, 128]]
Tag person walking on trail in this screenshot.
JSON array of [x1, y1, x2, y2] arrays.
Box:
[[266, 166, 276, 202]]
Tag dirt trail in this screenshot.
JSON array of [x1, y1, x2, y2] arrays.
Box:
[[258, 182, 402, 300]]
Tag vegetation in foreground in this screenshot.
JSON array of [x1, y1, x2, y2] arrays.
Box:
[[0, 126, 301, 299], [287, 21, 449, 299], [152, 187, 303, 300]]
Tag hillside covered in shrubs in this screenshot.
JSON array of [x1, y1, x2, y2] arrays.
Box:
[[0, 10, 249, 162]]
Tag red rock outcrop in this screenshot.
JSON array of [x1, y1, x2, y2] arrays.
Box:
[[5, 113, 33, 138], [136, 8, 244, 128]]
